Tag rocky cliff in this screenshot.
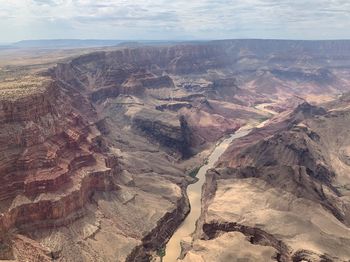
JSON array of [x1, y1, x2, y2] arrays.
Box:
[[0, 76, 119, 259], [1, 39, 350, 261], [0, 71, 196, 261], [182, 101, 350, 262]]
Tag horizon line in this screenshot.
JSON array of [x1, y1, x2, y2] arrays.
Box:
[[3, 37, 350, 43]]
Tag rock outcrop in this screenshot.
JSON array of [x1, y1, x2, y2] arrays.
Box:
[[0, 77, 119, 259], [183, 102, 350, 261], [0, 74, 192, 261], [2, 39, 350, 261]]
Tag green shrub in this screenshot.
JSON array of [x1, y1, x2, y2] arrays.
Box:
[[188, 166, 201, 178]]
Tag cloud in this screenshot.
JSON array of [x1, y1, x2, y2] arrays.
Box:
[[32, 0, 60, 6], [0, 0, 350, 41]]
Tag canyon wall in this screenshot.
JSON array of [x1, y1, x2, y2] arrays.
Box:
[[182, 101, 350, 261], [1, 39, 350, 261]]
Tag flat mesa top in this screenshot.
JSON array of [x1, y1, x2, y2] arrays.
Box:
[[0, 75, 51, 101]]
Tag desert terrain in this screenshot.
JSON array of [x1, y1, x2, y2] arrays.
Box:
[[0, 40, 350, 261]]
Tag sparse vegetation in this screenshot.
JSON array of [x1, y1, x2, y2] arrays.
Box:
[[258, 116, 270, 122], [0, 74, 50, 101], [156, 247, 166, 261], [188, 166, 201, 178]]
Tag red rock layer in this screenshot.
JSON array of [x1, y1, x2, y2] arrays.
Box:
[[0, 79, 119, 259]]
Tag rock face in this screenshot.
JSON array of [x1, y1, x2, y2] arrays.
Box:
[[53, 39, 350, 102], [0, 77, 117, 258], [1, 39, 350, 261], [131, 112, 192, 158], [0, 74, 194, 261], [183, 101, 350, 262]]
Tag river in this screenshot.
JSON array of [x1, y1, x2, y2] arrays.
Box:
[[163, 127, 253, 262], [255, 103, 279, 116]]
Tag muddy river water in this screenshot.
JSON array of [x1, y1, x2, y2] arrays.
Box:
[[162, 105, 276, 262], [163, 128, 252, 261]]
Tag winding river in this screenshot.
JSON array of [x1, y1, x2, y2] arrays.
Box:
[[163, 128, 252, 262], [162, 99, 277, 262]]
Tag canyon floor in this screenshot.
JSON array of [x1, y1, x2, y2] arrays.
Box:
[[0, 40, 350, 262]]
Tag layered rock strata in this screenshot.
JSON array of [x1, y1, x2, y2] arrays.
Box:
[[182, 102, 350, 262]]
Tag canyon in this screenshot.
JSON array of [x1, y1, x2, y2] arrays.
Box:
[[0, 39, 350, 261]]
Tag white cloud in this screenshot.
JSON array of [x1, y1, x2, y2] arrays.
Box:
[[0, 0, 349, 41]]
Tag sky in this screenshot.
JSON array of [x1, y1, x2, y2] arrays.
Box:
[[1, 0, 350, 42]]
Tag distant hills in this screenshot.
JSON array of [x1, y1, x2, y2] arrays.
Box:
[[0, 39, 184, 49], [2, 38, 350, 50], [13, 39, 125, 48]]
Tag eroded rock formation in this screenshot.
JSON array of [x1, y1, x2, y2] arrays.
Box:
[[1, 39, 350, 261], [182, 101, 350, 262]]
